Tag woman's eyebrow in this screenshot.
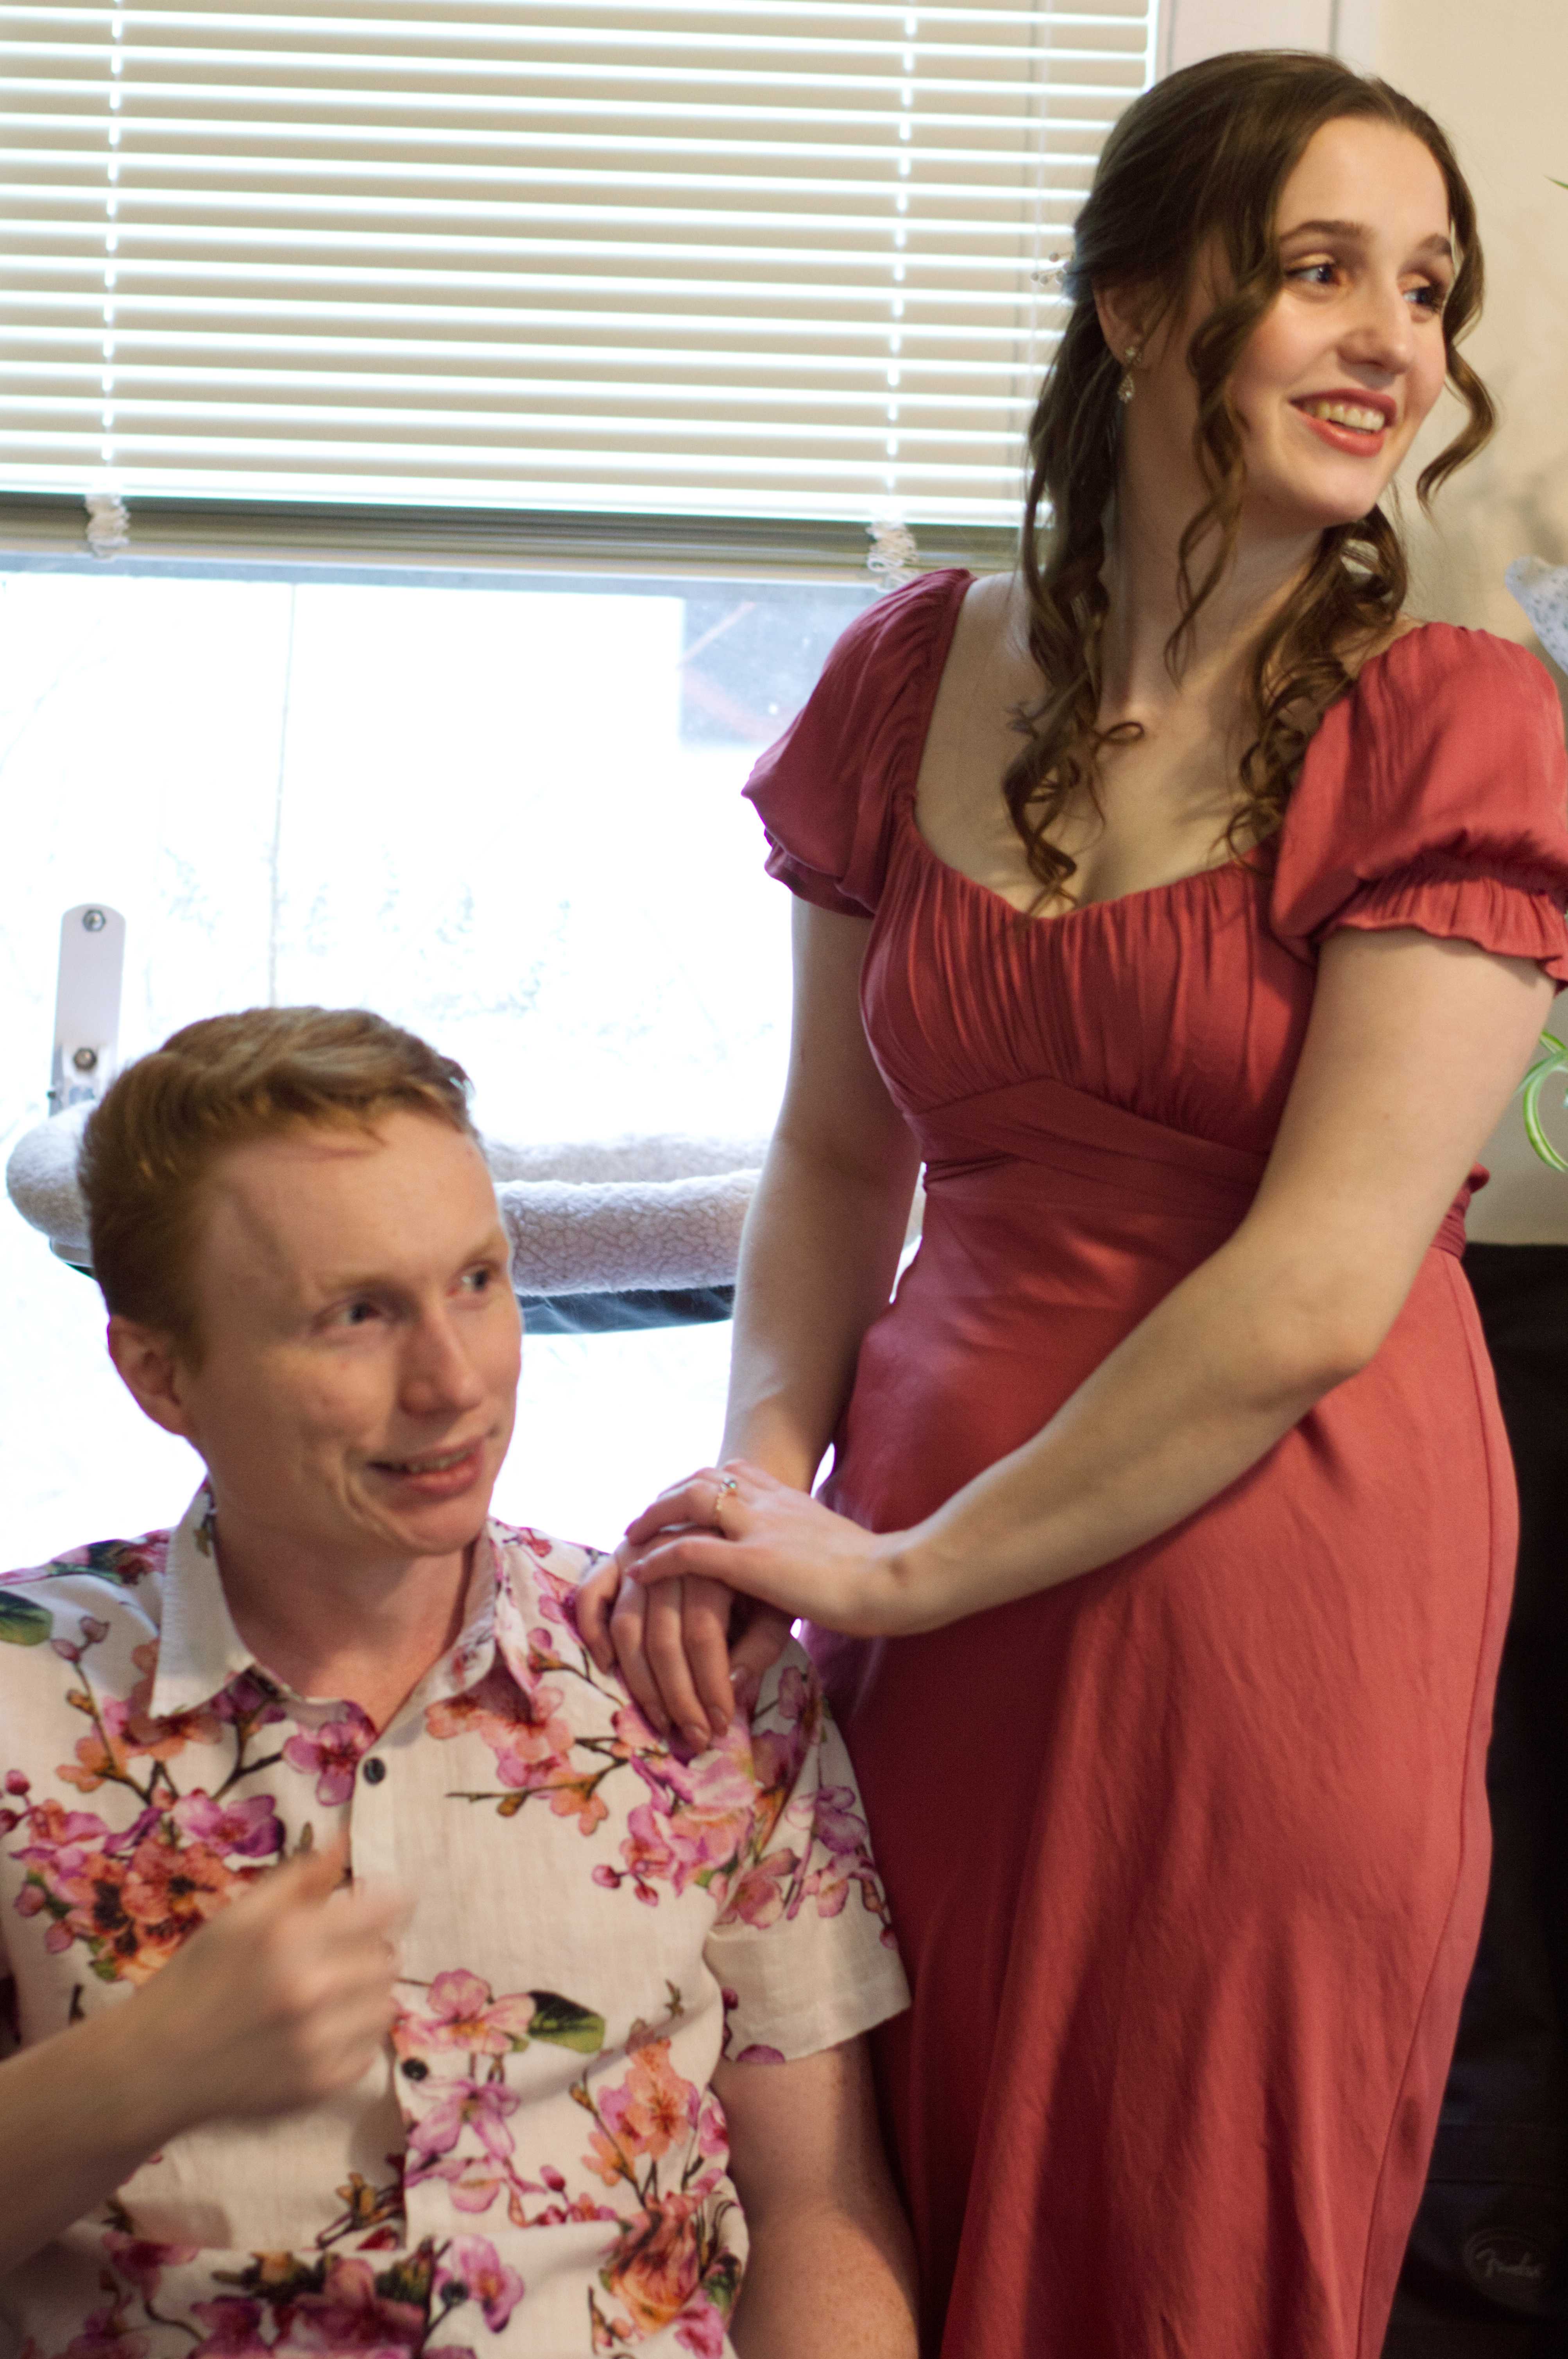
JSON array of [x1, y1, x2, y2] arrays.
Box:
[[1280, 215, 1454, 262]]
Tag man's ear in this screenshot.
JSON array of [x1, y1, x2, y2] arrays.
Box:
[[107, 1316, 199, 1441]]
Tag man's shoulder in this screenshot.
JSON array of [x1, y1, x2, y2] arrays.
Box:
[[0, 1530, 170, 1652]]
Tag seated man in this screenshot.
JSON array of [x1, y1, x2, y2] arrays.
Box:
[[0, 1008, 915, 2359]]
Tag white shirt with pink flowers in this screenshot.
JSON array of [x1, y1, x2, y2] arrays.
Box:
[[0, 1490, 909, 2359]]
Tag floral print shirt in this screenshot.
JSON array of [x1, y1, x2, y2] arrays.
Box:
[[0, 1491, 908, 2359]]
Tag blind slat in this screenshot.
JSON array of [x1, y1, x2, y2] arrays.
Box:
[[0, 0, 1155, 530]]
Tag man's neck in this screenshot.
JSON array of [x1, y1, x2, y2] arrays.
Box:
[[207, 1509, 479, 1735]]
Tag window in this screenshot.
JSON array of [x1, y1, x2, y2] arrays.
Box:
[[2, 0, 1157, 553], [0, 559, 873, 1558], [0, 3, 1163, 1560]]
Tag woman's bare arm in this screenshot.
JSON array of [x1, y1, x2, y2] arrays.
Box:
[[621, 927, 1558, 1634], [579, 902, 919, 1734]]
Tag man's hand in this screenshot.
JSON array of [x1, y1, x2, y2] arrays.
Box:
[[137, 1837, 408, 2129], [578, 1538, 793, 1748], [0, 1836, 408, 2275]]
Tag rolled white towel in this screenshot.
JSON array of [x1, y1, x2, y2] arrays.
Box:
[[483, 1133, 770, 1187], [1507, 556, 1568, 674], [500, 1170, 757, 1297], [6, 1109, 765, 1295], [4, 1104, 93, 1262]]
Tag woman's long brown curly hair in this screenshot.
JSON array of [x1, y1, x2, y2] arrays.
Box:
[[1008, 49, 1495, 903]]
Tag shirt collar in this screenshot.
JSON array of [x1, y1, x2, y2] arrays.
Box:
[[147, 1485, 259, 1720], [147, 1486, 505, 1723]]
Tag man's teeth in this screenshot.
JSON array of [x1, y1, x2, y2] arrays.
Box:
[[385, 1445, 474, 1474], [1301, 399, 1388, 432]]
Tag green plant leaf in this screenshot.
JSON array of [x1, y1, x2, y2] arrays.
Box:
[[527, 1990, 607, 2054], [0, 1592, 53, 1646]]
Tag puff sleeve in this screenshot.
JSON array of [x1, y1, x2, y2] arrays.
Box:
[[1270, 624, 1568, 982], [743, 566, 969, 916]]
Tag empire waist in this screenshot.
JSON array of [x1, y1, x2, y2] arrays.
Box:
[[906, 1073, 1476, 1260]]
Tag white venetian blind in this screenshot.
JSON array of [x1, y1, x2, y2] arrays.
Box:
[[0, 2, 1156, 528]]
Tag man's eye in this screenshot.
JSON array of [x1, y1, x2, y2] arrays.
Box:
[[342, 1299, 381, 1326], [461, 1266, 497, 1295]]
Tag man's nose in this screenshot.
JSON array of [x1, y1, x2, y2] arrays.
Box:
[[399, 1309, 487, 1417]]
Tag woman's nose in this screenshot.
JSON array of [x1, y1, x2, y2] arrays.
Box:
[[1341, 275, 1416, 376]]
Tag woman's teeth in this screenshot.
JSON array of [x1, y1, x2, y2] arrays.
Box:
[[1299, 399, 1389, 433]]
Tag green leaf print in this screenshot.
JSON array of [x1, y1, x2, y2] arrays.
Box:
[[528, 1990, 607, 2054], [0, 1593, 52, 1646]]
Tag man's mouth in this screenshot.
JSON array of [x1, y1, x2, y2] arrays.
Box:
[[372, 1440, 485, 1478]]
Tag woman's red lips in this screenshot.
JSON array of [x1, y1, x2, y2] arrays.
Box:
[[1291, 393, 1394, 458]]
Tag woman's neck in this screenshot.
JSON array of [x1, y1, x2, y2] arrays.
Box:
[[1095, 472, 1323, 733]]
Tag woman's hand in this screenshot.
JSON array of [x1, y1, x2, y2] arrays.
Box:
[[619, 1460, 914, 1639]]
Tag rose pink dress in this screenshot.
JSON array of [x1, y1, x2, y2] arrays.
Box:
[[743, 569, 1568, 2359]]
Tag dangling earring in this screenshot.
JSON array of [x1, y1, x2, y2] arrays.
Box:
[[1117, 344, 1141, 405]]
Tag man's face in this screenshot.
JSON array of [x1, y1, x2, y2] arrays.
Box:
[[150, 1110, 520, 1574]]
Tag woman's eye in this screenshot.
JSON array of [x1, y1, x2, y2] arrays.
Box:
[[1407, 281, 1447, 312], [1287, 262, 1338, 287]]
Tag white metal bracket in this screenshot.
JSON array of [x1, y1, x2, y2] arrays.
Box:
[[49, 903, 125, 1114]]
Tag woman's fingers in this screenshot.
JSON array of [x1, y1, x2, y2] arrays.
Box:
[[623, 1468, 729, 1545]]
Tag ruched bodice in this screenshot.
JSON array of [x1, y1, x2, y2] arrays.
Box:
[[741, 570, 1568, 2359]]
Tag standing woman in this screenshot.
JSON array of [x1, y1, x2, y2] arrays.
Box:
[[583, 52, 1568, 2359]]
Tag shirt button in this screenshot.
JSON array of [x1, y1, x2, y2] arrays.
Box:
[[362, 1756, 387, 1785]]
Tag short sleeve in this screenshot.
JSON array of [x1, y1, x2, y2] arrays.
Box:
[[743, 568, 970, 917], [1271, 624, 1568, 982], [703, 1645, 909, 2065]]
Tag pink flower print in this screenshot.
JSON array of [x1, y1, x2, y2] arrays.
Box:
[[723, 1848, 797, 1931], [4, 1769, 30, 1794], [395, 1969, 537, 2063], [210, 1669, 287, 1732], [58, 2311, 151, 2359], [435, 2237, 525, 2331], [170, 1790, 284, 1862], [281, 2253, 425, 2352], [426, 1663, 573, 1792], [407, 2078, 521, 2171], [421, 2153, 507, 2215], [675, 2298, 730, 2359], [587, 2039, 700, 2186], [283, 1705, 375, 1805], [598, 2191, 707, 2338], [102, 2227, 199, 2295], [616, 1803, 677, 1906], [188, 2300, 271, 2358]]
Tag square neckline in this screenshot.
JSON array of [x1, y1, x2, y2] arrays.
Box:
[[897, 565, 1418, 932]]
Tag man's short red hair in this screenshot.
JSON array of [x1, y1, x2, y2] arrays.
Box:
[[79, 1006, 478, 1359]]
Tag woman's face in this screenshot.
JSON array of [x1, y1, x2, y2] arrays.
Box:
[[1129, 115, 1457, 540]]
